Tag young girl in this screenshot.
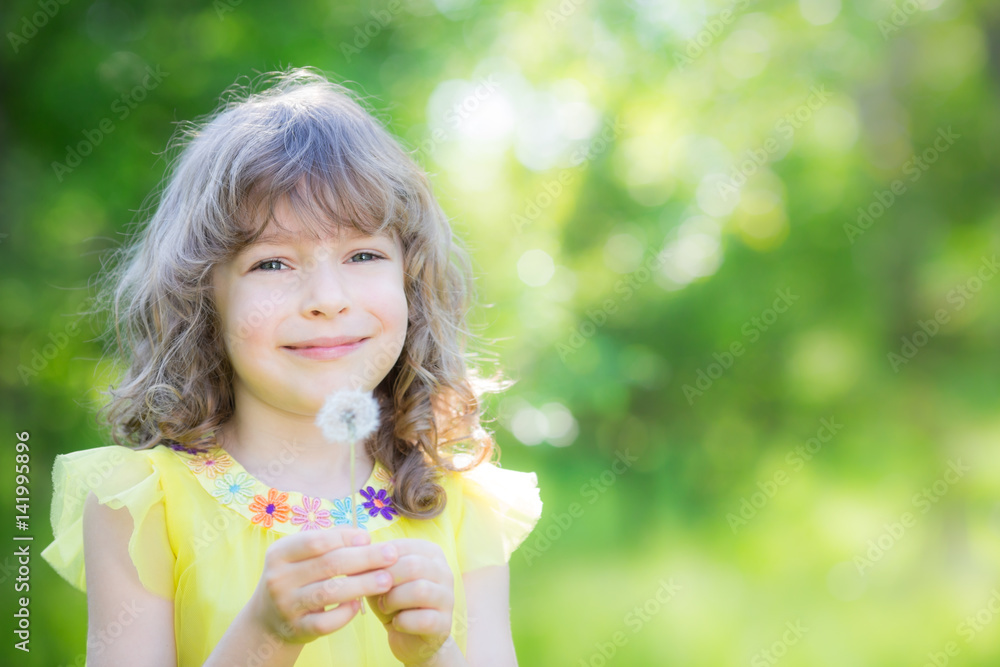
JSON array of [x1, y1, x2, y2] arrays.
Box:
[[41, 67, 542, 667]]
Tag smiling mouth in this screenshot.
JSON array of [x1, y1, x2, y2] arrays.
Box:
[[285, 344, 358, 349], [281, 339, 368, 359], [283, 336, 369, 349], [285, 343, 363, 349]]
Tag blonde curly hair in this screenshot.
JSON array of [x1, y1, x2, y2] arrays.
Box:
[[93, 66, 512, 519]]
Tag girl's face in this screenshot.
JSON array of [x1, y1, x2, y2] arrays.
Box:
[[211, 199, 408, 417]]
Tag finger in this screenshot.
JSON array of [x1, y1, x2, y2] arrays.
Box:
[[390, 608, 452, 637], [297, 599, 361, 637], [273, 527, 371, 564], [381, 538, 445, 560], [364, 591, 394, 625], [304, 541, 398, 582], [382, 553, 454, 588], [379, 579, 451, 616], [295, 570, 395, 615]]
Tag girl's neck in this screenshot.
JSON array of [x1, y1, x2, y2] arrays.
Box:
[[215, 421, 375, 499]]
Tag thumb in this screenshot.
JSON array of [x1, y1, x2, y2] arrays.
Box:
[[364, 592, 394, 626]]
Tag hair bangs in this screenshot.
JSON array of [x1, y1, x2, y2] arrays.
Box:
[[224, 108, 406, 252]]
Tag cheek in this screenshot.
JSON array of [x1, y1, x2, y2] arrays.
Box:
[[370, 283, 408, 357], [389, 269, 409, 323], [387, 288, 409, 337], [222, 288, 281, 348], [363, 271, 408, 323], [393, 287, 409, 322]]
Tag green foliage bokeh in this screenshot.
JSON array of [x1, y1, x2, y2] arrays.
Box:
[[3, 0, 1000, 665]]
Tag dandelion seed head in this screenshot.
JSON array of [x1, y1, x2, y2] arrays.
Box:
[[316, 389, 381, 443]]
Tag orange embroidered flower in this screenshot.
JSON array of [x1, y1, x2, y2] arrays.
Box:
[[185, 452, 234, 479], [249, 488, 291, 528]]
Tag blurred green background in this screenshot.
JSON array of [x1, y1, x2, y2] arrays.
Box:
[[3, 0, 1000, 665]]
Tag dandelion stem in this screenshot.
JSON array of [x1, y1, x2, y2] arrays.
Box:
[[350, 438, 357, 530], [348, 420, 364, 614]]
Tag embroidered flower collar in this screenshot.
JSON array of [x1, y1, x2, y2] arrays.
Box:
[[164, 442, 399, 535]]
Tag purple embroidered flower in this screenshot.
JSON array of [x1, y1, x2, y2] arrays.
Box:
[[291, 495, 333, 531], [167, 442, 205, 456], [360, 486, 397, 520]]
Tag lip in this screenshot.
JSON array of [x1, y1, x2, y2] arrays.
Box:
[[283, 336, 368, 360], [287, 336, 368, 348]]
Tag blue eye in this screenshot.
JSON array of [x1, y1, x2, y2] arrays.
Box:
[[253, 259, 286, 271], [252, 253, 383, 271]]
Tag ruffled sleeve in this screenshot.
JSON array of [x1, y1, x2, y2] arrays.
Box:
[[40, 445, 175, 600], [452, 461, 542, 572]]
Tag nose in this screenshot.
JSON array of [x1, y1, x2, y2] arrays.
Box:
[[298, 253, 350, 318]]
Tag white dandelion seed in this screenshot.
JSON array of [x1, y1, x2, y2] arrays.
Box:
[[316, 389, 381, 443]]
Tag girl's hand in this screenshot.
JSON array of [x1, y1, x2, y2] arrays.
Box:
[[248, 526, 399, 645], [365, 539, 456, 666]]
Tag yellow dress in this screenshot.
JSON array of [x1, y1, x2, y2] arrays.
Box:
[[40, 442, 542, 666]]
